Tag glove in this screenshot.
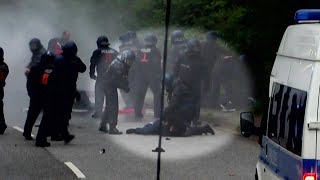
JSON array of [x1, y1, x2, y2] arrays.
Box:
[[90, 73, 97, 80], [25, 68, 30, 76]]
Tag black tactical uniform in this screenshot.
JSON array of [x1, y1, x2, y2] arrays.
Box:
[[134, 33, 162, 118], [23, 38, 46, 140], [118, 32, 140, 112], [0, 47, 9, 135], [90, 36, 118, 118], [99, 50, 136, 134], [173, 39, 207, 126], [36, 42, 85, 147]]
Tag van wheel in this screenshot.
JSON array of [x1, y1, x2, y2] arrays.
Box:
[[255, 169, 258, 180]]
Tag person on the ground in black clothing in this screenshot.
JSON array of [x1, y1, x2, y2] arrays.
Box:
[[0, 47, 9, 135]]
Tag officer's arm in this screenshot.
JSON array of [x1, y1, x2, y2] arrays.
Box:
[[89, 50, 99, 76], [3, 63, 9, 78], [165, 86, 181, 113], [75, 57, 86, 73]]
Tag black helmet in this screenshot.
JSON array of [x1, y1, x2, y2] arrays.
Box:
[[119, 50, 136, 66], [97, 36, 110, 48], [171, 30, 185, 45], [185, 38, 201, 54], [144, 33, 158, 46], [29, 38, 42, 53], [206, 31, 218, 41], [0, 47, 3, 61], [62, 41, 78, 57], [127, 31, 137, 40]]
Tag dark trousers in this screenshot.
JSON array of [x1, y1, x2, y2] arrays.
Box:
[[36, 93, 70, 143], [135, 119, 161, 135], [100, 87, 118, 129], [94, 79, 104, 115], [134, 78, 161, 117], [24, 95, 43, 137], [0, 87, 5, 128]]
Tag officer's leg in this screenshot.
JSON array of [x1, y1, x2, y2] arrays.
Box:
[[23, 96, 42, 139], [35, 103, 51, 147], [108, 88, 122, 134], [134, 79, 148, 118], [99, 89, 109, 132], [149, 79, 161, 118], [0, 87, 6, 134], [192, 95, 201, 126], [60, 94, 75, 144], [93, 79, 104, 117]]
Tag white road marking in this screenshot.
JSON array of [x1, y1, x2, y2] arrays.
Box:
[[13, 126, 35, 138], [64, 162, 86, 179]]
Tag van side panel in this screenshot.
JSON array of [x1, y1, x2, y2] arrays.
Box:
[[259, 136, 302, 180]]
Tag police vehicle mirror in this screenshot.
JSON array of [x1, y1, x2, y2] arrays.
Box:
[[240, 112, 255, 138]]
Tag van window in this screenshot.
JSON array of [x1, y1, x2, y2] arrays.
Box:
[[267, 83, 307, 156]]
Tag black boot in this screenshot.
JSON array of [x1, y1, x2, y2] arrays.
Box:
[[109, 127, 122, 135], [0, 124, 7, 135], [23, 133, 34, 140], [126, 129, 137, 134], [99, 126, 108, 133], [92, 112, 101, 119], [203, 124, 215, 135], [64, 134, 75, 144]]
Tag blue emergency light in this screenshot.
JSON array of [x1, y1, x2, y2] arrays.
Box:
[[295, 9, 320, 23]]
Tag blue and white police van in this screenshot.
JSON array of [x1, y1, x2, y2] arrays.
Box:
[[240, 10, 320, 180]]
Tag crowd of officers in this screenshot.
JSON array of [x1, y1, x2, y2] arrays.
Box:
[[0, 29, 238, 147]]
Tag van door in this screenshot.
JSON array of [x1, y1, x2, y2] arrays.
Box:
[[259, 83, 307, 180]]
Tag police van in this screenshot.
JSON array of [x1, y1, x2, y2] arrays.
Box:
[[240, 10, 320, 180]]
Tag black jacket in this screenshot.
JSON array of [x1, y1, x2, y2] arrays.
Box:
[[136, 45, 162, 79], [173, 52, 207, 97], [104, 58, 130, 92], [89, 47, 118, 79], [0, 61, 9, 87], [27, 47, 46, 69], [26, 52, 55, 97]]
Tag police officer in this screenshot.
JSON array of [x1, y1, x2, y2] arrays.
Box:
[[0, 47, 9, 135], [99, 50, 136, 134], [134, 33, 161, 118], [36, 41, 85, 147], [201, 31, 221, 107], [25, 38, 46, 76], [23, 38, 46, 140], [126, 74, 214, 136], [173, 39, 207, 127], [167, 30, 186, 75], [63, 42, 86, 125], [118, 32, 139, 114], [90, 36, 118, 118]]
